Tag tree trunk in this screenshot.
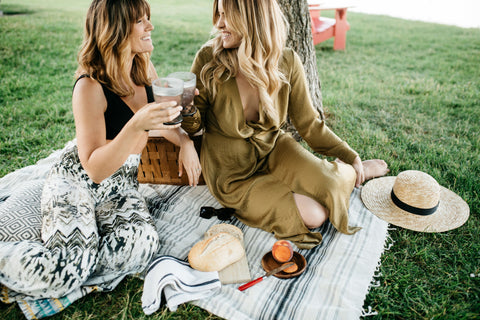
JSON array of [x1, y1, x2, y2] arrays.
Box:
[[278, 0, 324, 138]]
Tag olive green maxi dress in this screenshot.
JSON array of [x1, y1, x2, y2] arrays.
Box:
[[184, 46, 360, 249]]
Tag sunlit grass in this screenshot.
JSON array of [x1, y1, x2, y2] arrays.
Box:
[[1, 1, 479, 319]]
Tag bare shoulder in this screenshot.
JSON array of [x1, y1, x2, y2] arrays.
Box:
[[72, 76, 107, 112], [73, 76, 103, 96]]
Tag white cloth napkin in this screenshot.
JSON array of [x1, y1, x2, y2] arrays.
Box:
[[141, 255, 221, 314]]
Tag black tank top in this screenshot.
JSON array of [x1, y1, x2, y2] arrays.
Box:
[[75, 75, 154, 139]]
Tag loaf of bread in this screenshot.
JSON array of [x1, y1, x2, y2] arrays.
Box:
[[204, 223, 244, 244], [188, 231, 245, 272]]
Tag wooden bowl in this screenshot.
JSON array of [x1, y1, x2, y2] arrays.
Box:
[[261, 251, 307, 279]]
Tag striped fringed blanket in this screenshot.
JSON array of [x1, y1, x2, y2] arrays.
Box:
[[0, 141, 389, 319]]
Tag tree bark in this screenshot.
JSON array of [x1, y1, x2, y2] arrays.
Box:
[[278, 0, 324, 138]]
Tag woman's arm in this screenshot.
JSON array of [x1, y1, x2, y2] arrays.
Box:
[[285, 50, 358, 164], [156, 128, 202, 186], [73, 76, 182, 183]]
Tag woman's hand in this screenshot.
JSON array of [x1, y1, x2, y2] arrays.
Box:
[[351, 156, 365, 188], [133, 101, 183, 131], [178, 139, 202, 186]]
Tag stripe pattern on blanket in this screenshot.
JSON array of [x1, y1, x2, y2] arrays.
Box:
[[0, 141, 389, 320], [141, 184, 389, 320]]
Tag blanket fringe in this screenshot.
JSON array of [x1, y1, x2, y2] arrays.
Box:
[[368, 228, 395, 288], [361, 305, 379, 317], [363, 224, 396, 316]]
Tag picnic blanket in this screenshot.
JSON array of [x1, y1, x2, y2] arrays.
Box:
[[0, 141, 390, 319]]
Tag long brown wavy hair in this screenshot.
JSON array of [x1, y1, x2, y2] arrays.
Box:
[[200, 0, 288, 121], [75, 0, 152, 97]]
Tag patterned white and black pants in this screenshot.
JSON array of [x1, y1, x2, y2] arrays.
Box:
[[0, 143, 159, 299]]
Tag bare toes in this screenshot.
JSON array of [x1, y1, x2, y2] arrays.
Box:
[[363, 159, 389, 180]]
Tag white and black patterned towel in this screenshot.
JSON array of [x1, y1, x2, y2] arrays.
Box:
[[142, 255, 221, 314]]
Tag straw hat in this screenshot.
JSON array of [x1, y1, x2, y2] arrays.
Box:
[[361, 170, 469, 232]]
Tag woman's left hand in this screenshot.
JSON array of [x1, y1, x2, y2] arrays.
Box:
[[351, 156, 365, 188], [178, 140, 201, 186]]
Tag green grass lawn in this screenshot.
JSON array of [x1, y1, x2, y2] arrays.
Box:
[[1, 0, 479, 319]]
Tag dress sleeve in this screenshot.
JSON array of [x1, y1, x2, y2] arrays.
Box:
[[286, 50, 358, 164]]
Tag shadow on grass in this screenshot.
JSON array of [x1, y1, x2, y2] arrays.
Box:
[[314, 46, 335, 53], [0, 4, 35, 16]]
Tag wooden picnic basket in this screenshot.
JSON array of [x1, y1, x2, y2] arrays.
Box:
[[137, 135, 205, 185]]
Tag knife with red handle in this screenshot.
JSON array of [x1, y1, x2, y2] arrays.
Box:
[[238, 262, 295, 291]]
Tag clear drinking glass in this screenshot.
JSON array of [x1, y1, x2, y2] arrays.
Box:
[[152, 77, 184, 125], [167, 71, 197, 116]]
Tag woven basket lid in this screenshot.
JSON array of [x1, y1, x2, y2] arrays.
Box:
[[361, 170, 469, 232]]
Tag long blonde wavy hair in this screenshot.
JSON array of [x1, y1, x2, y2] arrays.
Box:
[[75, 0, 152, 97], [200, 0, 288, 121]]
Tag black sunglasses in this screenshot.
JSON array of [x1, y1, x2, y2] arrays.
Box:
[[200, 206, 235, 221]]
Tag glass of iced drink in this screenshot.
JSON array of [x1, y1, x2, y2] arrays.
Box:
[[152, 77, 184, 125], [167, 71, 197, 116]]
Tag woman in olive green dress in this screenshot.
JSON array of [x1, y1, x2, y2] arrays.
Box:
[[184, 0, 389, 249]]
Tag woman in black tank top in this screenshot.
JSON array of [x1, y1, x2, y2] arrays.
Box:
[[0, 0, 201, 307]]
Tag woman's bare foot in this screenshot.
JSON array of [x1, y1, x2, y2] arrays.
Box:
[[363, 159, 389, 180], [336, 157, 389, 186]]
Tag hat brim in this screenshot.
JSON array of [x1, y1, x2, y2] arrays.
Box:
[[361, 176, 470, 232]]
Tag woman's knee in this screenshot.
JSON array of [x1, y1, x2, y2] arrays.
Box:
[[47, 254, 97, 297], [131, 222, 159, 264], [293, 193, 329, 229], [106, 220, 159, 270]]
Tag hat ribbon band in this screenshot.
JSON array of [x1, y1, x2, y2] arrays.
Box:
[[390, 190, 439, 216]]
